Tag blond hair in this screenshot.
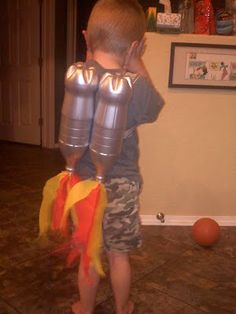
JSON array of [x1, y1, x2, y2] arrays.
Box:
[[86, 0, 146, 58]]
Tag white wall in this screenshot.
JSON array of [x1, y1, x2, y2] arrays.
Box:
[[140, 33, 236, 219]]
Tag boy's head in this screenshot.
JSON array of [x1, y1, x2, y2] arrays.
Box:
[[86, 0, 146, 60]]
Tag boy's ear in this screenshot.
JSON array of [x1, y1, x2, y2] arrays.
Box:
[[123, 41, 139, 69], [82, 30, 89, 47], [82, 30, 93, 61], [127, 40, 139, 57]]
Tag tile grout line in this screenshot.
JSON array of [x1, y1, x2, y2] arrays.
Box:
[[130, 247, 209, 313]]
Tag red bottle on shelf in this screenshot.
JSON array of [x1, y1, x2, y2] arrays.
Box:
[[194, 0, 215, 34]]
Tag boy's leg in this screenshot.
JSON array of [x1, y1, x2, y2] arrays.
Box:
[[103, 178, 141, 314], [72, 258, 100, 314], [107, 251, 134, 314]]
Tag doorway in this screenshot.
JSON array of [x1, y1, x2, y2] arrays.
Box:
[[0, 0, 41, 145]]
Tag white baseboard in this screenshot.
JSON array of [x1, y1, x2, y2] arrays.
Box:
[[140, 215, 236, 226]]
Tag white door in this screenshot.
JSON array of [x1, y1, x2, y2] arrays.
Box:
[[0, 0, 41, 145]]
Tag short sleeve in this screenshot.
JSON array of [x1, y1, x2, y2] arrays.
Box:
[[127, 75, 165, 127]]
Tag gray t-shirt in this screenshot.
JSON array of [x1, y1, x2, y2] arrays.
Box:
[[77, 60, 165, 183]]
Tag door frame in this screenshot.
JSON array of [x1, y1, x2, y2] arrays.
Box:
[[41, 0, 77, 148], [41, 0, 55, 148], [66, 0, 77, 68]]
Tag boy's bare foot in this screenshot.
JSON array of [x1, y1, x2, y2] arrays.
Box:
[[116, 301, 134, 314], [71, 301, 80, 314], [128, 301, 134, 314], [72, 300, 133, 314]]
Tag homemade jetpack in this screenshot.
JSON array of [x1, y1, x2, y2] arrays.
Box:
[[39, 62, 133, 277]]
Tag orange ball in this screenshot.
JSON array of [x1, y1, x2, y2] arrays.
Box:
[[192, 218, 220, 247]]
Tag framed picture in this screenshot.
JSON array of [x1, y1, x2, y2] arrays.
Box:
[[168, 42, 236, 90]]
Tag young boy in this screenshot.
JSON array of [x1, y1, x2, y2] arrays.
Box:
[[72, 1, 164, 313]]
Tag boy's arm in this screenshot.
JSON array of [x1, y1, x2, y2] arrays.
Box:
[[125, 38, 165, 125], [131, 76, 164, 125]]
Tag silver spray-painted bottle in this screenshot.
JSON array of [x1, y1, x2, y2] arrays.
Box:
[[89, 72, 133, 182], [59, 62, 98, 172]]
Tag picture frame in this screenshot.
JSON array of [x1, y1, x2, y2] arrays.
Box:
[[168, 42, 236, 90]]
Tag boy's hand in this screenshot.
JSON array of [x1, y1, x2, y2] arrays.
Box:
[[123, 37, 150, 79]]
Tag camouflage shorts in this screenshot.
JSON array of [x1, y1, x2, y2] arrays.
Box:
[[103, 177, 142, 252]]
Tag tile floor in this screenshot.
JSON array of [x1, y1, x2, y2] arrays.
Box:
[[0, 142, 236, 314]]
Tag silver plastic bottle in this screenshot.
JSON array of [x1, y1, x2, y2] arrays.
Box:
[[59, 62, 98, 172], [89, 72, 133, 182]]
